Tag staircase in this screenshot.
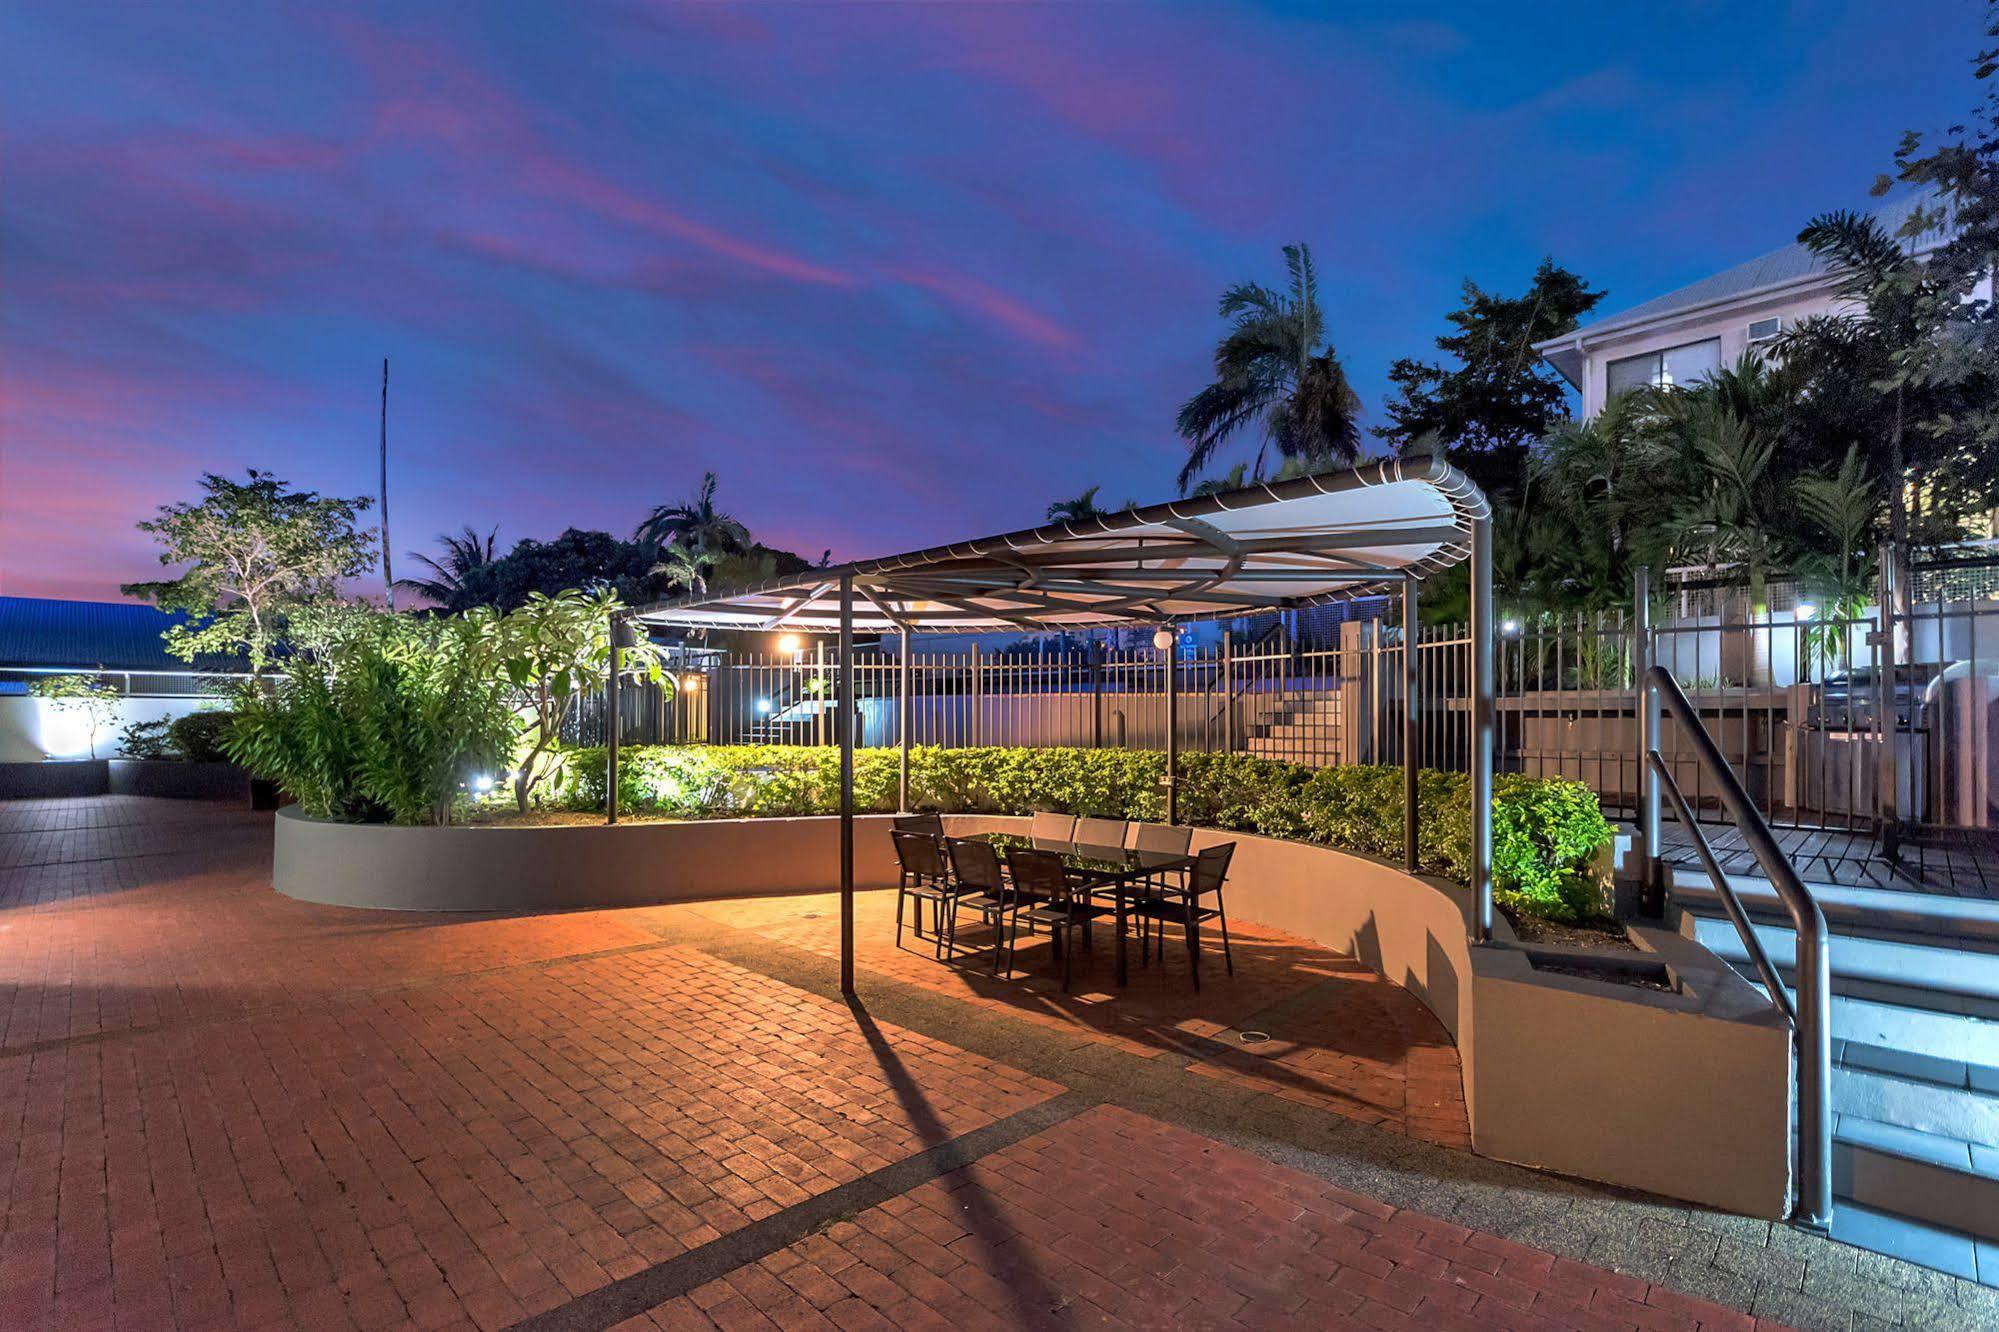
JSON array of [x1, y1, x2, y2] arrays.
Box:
[[1240, 696, 1344, 764], [1670, 867, 1999, 1281]]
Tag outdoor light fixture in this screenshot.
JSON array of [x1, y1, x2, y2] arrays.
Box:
[[1152, 626, 1175, 651], [472, 773, 494, 793], [681, 673, 702, 690], [777, 634, 802, 656], [1795, 603, 1817, 622], [756, 698, 772, 714], [1501, 618, 1521, 636]]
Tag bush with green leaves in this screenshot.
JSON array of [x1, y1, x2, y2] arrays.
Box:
[[166, 710, 236, 762], [117, 717, 175, 760], [28, 673, 120, 758], [552, 744, 1614, 920], [224, 615, 513, 825]]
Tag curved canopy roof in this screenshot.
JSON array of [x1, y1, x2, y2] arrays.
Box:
[[631, 457, 1488, 635]]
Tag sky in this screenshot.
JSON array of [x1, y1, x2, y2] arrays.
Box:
[[0, 1, 1979, 602]]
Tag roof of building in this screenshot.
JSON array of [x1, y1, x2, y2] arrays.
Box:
[[1550, 187, 1952, 359], [0, 597, 247, 675], [633, 457, 1487, 635]]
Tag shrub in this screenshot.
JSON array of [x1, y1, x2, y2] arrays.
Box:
[[29, 673, 119, 758], [117, 717, 175, 760], [552, 744, 1614, 920], [224, 615, 513, 824], [167, 710, 237, 762]]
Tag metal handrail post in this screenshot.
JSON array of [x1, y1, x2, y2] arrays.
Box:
[[1649, 665, 1831, 1226]]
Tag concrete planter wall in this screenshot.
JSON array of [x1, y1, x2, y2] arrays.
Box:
[[0, 759, 108, 799], [108, 760, 251, 801], [270, 808, 1792, 1217]]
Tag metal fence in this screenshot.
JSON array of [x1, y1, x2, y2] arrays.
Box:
[[592, 551, 1999, 847]]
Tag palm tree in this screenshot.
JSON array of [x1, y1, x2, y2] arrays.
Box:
[[1188, 464, 1249, 498], [635, 472, 751, 558], [395, 526, 499, 609], [1176, 243, 1362, 493], [651, 541, 715, 598]]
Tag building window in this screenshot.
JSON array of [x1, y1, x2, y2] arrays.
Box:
[[1747, 316, 1782, 344], [1605, 338, 1722, 398]]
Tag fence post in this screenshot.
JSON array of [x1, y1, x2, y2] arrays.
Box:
[[1877, 542, 1901, 861], [1635, 567, 1661, 913], [1221, 629, 1235, 753], [898, 628, 912, 812], [1092, 639, 1104, 748], [606, 614, 621, 827], [969, 642, 982, 747]]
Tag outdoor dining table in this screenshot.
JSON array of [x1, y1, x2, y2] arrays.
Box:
[[967, 833, 1199, 986]]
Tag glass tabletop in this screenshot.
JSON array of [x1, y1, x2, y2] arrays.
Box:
[[966, 831, 1195, 878]]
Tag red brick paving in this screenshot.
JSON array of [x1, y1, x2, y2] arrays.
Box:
[[670, 891, 1471, 1149], [619, 1105, 1781, 1332], [0, 798, 1775, 1330]]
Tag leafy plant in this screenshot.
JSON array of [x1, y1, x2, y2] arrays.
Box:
[[552, 744, 1614, 921], [167, 710, 236, 763], [121, 470, 376, 673], [117, 718, 175, 760], [29, 674, 120, 758], [223, 614, 513, 824]]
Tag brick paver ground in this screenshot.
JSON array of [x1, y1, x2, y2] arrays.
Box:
[[0, 797, 1990, 1330]]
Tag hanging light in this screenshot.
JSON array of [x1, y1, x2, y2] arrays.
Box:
[[1152, 625, 1176, 652], [756, 698, 773, 714], [777, 633, 803, 656]]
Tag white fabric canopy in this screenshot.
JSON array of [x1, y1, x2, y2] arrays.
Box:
[[632, 457, 1487, 633]]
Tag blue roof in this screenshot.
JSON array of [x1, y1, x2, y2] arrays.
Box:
[[0, 597, 246, 674]]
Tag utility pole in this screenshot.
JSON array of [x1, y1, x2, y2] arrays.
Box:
[[379, 358, 396, 610]]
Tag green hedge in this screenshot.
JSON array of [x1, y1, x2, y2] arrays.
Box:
[[552, 744, 1614, 921]]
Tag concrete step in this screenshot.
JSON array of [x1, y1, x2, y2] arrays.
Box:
[[1686, 914, 1999, 1018], [1834, 1112, 1999, 1240], [1825, 1200, 1996, 1283], [1668, 866, 1999, 952]]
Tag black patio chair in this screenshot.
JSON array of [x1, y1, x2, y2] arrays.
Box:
[[893, 812, 945, 837], [891, 830, 952, 957], [942, 837, 1012, 969], [1133, 841, 1235, 989], [1005, 846, 1109, 992], [1125, 823, 1192, 966]]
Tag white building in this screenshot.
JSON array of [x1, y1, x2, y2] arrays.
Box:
[[1535, 188, 1956, 419]]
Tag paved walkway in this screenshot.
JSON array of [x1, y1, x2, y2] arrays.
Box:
[[0, 798, 1989, 1331]]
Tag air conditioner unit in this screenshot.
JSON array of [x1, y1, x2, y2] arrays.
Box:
[[1747, 316, 1783, 344]]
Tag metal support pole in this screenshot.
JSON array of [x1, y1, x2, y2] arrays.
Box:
[[1222, 629, 1235, 753], [1403, 578, 1419, 873], [969, 642, 982, 747], [606, 614, 621, 827], [897, 627, 912, 813], [1164, 627, 1180, 825], [839, 575, 855, 997], [1635, 567, 1660, 912], [1876, 542, 1900, 862], [1469, 514, 1496, 942]]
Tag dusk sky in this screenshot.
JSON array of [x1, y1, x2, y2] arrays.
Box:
[[0, 1, 1975, 602]]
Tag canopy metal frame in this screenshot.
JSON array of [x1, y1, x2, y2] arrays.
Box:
[[625, 456, 1497, 994]]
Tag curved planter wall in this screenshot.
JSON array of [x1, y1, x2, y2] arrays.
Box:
[[273, 807, 1791, 1218]]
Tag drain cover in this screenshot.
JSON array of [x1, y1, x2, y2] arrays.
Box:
[[1238, 1030, 1270, 1045], [802, 912, 821, 919]]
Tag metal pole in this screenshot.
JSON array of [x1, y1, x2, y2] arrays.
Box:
[[969, 642, 982, 747], [1222, 628, 1235, 753], [897, 627, 912, 813], [1403, 578, 1419, 873], [839, 575, 855, 997], [1092, 639, 1104, 748], [1635, 567, 1660, 912], [1470, 513, 1495, 942], [1876, 542, 1900, 862], [1164, 627, 1180, 825], [606, 614, 621, 826]]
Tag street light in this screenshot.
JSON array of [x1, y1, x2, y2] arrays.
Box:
[[777, 633, 802, 656]]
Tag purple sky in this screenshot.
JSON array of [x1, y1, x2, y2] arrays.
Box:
[[0, 1, 1973, 602]]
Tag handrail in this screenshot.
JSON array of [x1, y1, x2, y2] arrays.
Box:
[[1646, 664, 1833, 1228], [1647, 754, 1798, 1028]]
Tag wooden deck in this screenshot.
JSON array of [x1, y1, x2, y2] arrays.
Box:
[[1657, 818, 1999, 899]]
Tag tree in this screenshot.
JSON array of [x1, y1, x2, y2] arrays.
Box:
[[1188, 464, 1250, 498], [454, 529, 662, 612], [396, 527, 500, 611], [635, 471, 751, 558], [123, 470, 375, 672], [29, 675, 119, 758], [1043, 487, 1135, 523], [1376, 260, 1605, 503], [478, 589, 666, 813], [1176, 244, 1363, 493]]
